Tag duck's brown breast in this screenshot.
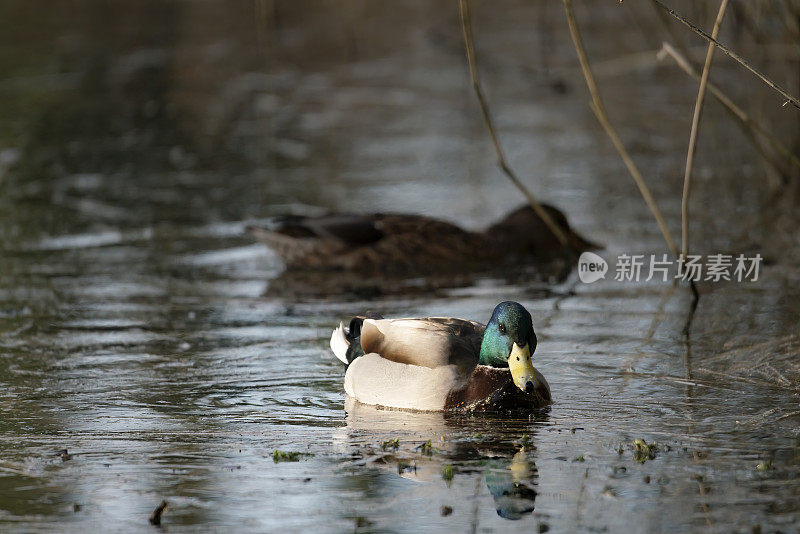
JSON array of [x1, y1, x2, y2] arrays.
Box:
[[444, 365, 551, 412]]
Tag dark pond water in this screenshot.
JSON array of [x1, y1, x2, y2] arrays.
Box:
[[1, 1, 799, 532]]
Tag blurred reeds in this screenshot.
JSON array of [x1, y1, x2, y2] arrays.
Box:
[[458, 0, 569, 247], [458, 0, 799, 355]]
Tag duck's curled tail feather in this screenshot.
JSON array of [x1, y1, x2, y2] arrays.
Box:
[[330, 314, 384, 367], [330, 322, 350, 365]]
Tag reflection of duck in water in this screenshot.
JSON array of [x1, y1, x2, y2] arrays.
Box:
[[248, 204, 598, 275], [335, 401, 544, 522], [485, 448, 538, 520], [330, 301, 551, 411]]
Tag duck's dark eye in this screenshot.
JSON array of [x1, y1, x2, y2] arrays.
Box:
[[498, 323, 506, 334]]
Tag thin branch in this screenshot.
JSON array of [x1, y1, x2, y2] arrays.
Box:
[[457, 0, 568, 247], [649, 0, 800, 109], [681, 0, 728, 267], [659, 42, 800, 175], [775, 410, 800, 422], [562, 0, 679, 257], [682, 276, 700, 375]]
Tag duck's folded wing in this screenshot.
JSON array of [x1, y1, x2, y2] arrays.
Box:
[[265, 214, 384, 245], [344, 354, 464, 411], [360, 317, 483, 371]]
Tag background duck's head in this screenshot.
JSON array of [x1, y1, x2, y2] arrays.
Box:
[[485, 204, 600, 257], [479, 301, 539, 394]]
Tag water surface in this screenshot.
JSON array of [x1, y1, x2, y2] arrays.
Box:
[[1, 1, 799, 532]]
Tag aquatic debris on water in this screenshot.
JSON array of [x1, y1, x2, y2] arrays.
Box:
[[416, 439, 435, 455], [515, 434, 532, 447], [381, 438, 400, 451], [272, 450, 313, 463], [756, 460, 774, 471], [441, 464, 454, 484], [397, 460, 416, 474], [149, 500, 168, 526], [350, 516, 373, 529], [633, 439, 658, 463]]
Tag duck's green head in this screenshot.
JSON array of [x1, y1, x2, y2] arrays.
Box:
[[480, 301, 539, 394]]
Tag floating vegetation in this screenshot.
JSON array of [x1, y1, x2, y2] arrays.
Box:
[[351, 516, 373, 529], [602, 485, 618, 498], [573, 455, 585, 462], [515, 434, 532, 447], [381, 438, 400, 451], [272, 450, 313, 463], [756, 460, 774, 472], [441, 464, 454, 485], [633, 439, 658, 463], [397, 460, 416, 475], [416, 439, 434, 455]]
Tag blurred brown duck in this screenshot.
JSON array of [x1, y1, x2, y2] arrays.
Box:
[[247, 204, 598, 274]]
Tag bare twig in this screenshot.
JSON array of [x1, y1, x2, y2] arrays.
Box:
[[650, 0, 800, 109], [562, 0, 679, 257], [692, 450, 713, 527], [681, 0, 728, 305], [682, 282, 699, 376], [659, 42, 800, 175], [457, 0, 568, 247], [775, 410, 800, 421], [149, 500, 168, 526]]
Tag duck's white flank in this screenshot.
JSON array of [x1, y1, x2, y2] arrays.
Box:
[[329, 322, 349, 364], [343, 353, 464, 411]]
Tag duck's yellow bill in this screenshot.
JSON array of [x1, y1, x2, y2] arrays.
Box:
[[510, 449, 532, 482], [508, 342, 538, 393]]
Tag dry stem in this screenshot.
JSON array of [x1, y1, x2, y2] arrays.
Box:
[[149, 500, 168, 526], [681, 0, 728, 263], [562, 0, 679, 257], [650, 0, 800, 109], [659, 43, 800, 175], [458, 0, 568, 247]]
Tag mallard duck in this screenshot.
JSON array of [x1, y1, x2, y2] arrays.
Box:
[[249, 204, 598, 274], [329, 301, 551, 412]]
